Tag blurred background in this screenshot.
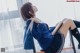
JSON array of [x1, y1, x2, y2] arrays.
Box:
[[0, 0, 80, 53]]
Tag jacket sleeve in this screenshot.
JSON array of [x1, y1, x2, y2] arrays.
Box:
[[40, 23, 54, 38], [24, 20, 35, 50]]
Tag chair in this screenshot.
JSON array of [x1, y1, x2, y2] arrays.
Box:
[[69, 28, 76, 53]]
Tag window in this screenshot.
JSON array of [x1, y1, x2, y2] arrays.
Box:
[[0, 0, 25, 51], [0, 0, 18, 12], [7, 0, 18, 11], [0, 0, 23, 20]]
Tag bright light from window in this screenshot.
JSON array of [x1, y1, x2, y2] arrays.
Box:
[[7, 0, 18, 11], [0, 0, 18, 13]]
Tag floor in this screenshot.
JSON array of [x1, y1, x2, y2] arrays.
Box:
[[62, 49, 80, 53], [1, 48, 80, 53]]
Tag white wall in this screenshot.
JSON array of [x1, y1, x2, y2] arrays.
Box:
[[29, 0, 80, 26]]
